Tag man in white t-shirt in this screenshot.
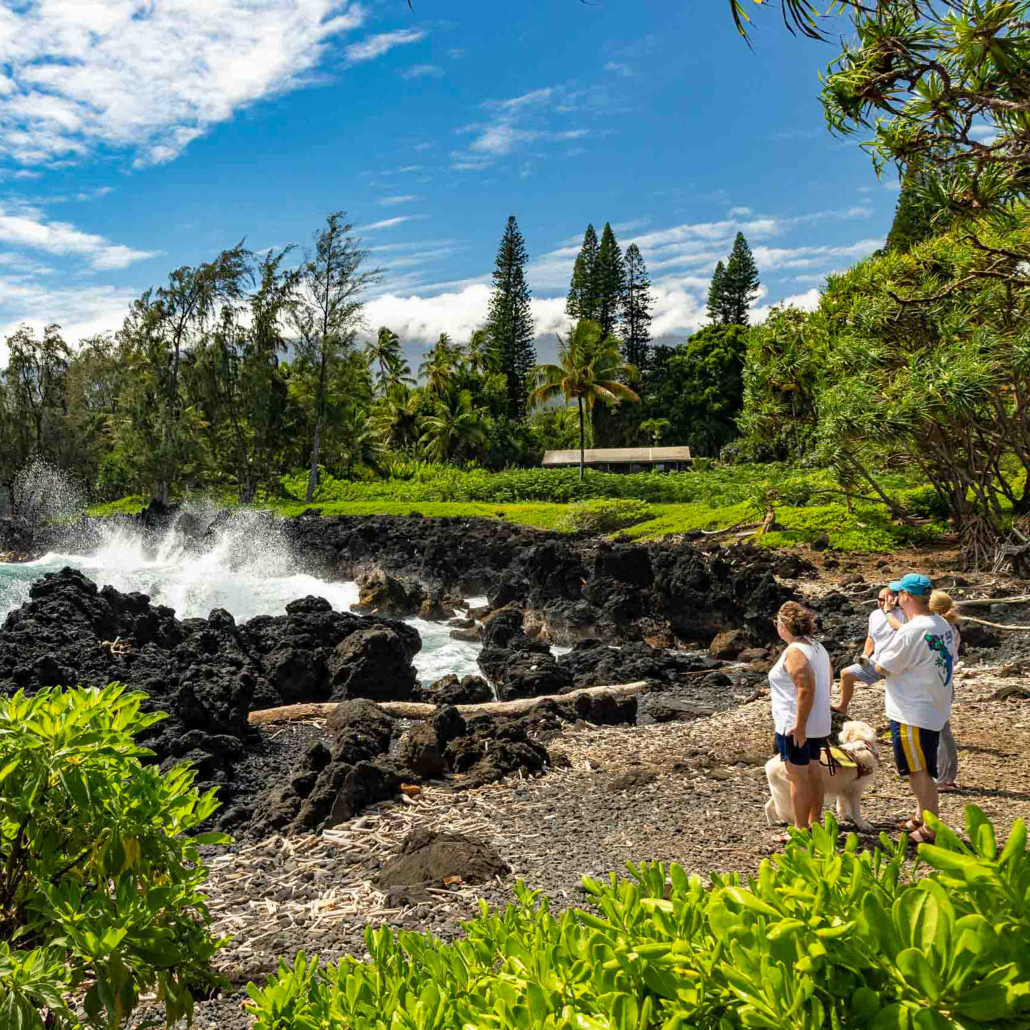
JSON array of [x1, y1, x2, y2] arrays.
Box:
[[866, 573, 957, 846], [834, 586, 906, 715]]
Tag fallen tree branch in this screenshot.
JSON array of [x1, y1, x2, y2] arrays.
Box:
[[956, 595, 1030, 607], [248, 681, 652, 726], [961, 616, 1030, 631], [699, 520, 763, 537]]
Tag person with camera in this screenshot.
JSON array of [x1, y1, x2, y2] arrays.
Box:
[[834, 586, 905, 715]]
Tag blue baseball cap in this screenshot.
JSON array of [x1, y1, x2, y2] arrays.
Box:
[[889, 573, 933, 596]]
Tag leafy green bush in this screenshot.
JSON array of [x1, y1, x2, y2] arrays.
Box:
[[247, 807, 1029, 1030], [0, 685, 229, 1029], [277, 462, 929, 508], [556, 499, 656, 534]]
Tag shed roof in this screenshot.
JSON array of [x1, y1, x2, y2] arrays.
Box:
[[542, 447, 692, 466]]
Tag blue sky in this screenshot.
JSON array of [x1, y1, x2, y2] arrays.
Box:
[[0, 0, 898, 365]]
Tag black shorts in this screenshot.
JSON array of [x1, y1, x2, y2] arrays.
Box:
[[775, 733, 827, 766], [890, 721, 940, 778]]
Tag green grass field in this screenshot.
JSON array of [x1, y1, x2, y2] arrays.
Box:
[[86, 493, 950, 552]]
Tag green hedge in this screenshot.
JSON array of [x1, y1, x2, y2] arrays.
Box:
[[278, 462, 927, 508], [247, 807, 1029, 1030]]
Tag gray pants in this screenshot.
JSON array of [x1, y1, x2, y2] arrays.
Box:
[[936, 720, 958, 784]]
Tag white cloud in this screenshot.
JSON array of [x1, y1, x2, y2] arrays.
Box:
[[728, 206, 752, 217], [345, 28, 426, 64], [751, 287, 822, 323], [0, 202, 156, 269], [604, 62, 636, 77], [0, 1, 370, 168], [357, 215, 425, 231], [485, 87, 555, 112], [451, 84, 594, 169], [400, 63, 444, 79], [363, 284, 572, 346], [376, 194, 419, 205], [0, 279, 138, 366]]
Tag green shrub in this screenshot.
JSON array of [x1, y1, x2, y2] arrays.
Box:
[[0, 685, 229, 1029], [556, 499, 656, 534], [247, 807, 1029, 1030]]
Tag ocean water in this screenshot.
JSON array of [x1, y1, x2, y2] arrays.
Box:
[[0, 511, 486, 685]]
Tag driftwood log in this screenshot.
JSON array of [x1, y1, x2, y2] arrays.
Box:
[[248, 680, 651, 726]]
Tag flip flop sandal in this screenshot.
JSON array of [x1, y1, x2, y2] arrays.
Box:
[[938, 783, 960, 792], [908, 825, 936, 845], [899, 818, 923, 832]]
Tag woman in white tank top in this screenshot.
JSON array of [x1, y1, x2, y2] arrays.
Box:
[[768, 601, 834, 831]]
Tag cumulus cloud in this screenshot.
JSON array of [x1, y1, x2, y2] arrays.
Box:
[[363, 284, 572, 347], [0, 202, 156, 269], [362, 207, 881, 345], [0, 1, 371, 168], [0, 279, 139, 365]]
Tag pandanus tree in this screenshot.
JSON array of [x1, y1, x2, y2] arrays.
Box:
[[529, 319, 640, 481]]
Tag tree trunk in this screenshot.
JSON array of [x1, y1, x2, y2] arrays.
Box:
[[306, 416, 322, 503], [578, 395, 585, 481], [249, 681, 650, 725]]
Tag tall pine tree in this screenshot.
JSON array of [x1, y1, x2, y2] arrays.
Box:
[[622, 243, 653, 369], [723, 232, 760, 326], [486, 215, 536, 418], [566, 224, 599, 322], [885, 166, 952, 254], [595, 222, 626, 339], [706, 260, 730, 324]]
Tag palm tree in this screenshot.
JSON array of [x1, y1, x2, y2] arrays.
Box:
[[529, 319, 640, 480], [418, 389, 488, 462], [464, 329, 500, 376], [369, 386, 421, 450], [419, 334, 458, 399], [365, 327, 413, 395]]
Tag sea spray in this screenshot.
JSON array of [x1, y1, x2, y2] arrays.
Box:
[[0, 500, 489, 684]]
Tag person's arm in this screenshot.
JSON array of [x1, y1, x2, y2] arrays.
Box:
[[863, 634, 875, 658], [885, 612, 904, 631], [872, 625, 908, 679], [785, 648, 814, 746]]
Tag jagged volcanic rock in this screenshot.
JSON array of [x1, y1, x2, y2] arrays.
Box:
[[0, 568, 422, 797], [281, 516, 796, 647]]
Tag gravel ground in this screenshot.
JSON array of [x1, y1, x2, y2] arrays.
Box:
[[134, 661, 1030, 1030]]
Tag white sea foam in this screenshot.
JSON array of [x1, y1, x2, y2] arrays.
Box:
[[0, 506, 489, 685]]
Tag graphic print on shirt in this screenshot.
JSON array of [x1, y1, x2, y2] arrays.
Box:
[[924, 634, 954, 688]]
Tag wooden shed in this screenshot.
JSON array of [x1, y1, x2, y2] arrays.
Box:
[[541, 447, 692, 473]]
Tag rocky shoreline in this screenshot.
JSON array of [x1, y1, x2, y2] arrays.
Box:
[[5, 506, 1030, 1029], [3, 506, 1030, 847]]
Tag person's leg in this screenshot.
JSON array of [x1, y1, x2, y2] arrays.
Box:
[[807, 761, 825, 827], [836, 669, 858, 713], [896, 725, 940, 839], [784, 761, 813, 831], [936, 721, 958, 786], [909, 769, 939, 824]]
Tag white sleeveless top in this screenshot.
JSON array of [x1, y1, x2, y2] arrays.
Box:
[[768, 639, 832, 738]]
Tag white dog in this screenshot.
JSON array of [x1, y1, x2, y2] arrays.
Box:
[[764, 721, 880, 832]]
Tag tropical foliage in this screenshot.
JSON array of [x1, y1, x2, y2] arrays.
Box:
[[247, 807, 1030, 1030], [529, 321, 641, 480], [739, 207, 1030, 558], [0, 684, 227, 1030]]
